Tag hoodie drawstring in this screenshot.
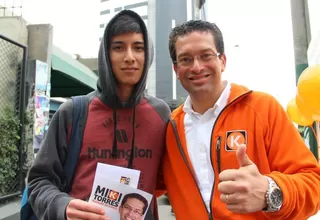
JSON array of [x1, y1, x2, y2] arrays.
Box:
[[111, 109, 118, 158], [111, 106, 137, 169], [127, 106, 136, 169]]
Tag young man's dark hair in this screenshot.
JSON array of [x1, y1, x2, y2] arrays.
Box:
[[121, 193, 148, 215], [108, 14, 142, 38], [168, 20, 224, 63]]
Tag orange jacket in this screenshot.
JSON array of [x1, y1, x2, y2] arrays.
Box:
[[163, 83, 320, 220]]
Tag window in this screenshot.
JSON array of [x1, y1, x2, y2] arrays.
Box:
[[100, 9, 110, 15]]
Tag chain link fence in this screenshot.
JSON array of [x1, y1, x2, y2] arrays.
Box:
[[0, 34, 27, 205]]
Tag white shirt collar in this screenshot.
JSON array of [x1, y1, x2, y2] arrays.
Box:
[[183, 81, 231, 116]]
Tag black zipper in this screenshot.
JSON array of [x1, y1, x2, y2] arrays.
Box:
[[216, 137, 222, 173], [208, 91, 252, 219], [170, 120, 211, 219]]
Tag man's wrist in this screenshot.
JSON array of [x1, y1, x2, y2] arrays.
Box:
[[263, 176, 283, 212], [261, 176, 269, 210]]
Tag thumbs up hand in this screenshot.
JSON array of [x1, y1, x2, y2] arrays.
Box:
[[217, 145, 268, 213], [236, 144, 254, 167]]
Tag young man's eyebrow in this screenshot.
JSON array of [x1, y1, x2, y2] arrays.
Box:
[[111, 41, 124, 45], [111, 41, 144, 45], [133, 41, 144, 45]]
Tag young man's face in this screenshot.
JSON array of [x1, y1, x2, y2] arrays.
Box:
[[173, 31, 226, 97], [119, 198, 145, 220], [109, 32, 145, 88]]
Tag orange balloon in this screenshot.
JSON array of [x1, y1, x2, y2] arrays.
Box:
[[296, 95, 320, 121], [287, 98, 314, 126], [297, 65, 320, 115]]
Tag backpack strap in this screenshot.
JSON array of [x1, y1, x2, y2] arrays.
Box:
[[63, 96, 88, 193], [20, 96, 89, 220]]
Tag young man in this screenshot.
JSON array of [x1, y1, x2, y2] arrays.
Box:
[[119, 193, 148, 220], [163, 20, 320, 219], [27, 10, 170, 220]]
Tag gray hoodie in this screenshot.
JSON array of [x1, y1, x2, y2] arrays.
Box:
[[28, 10, 170, 220]]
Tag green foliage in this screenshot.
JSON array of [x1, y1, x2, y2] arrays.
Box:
[[298, 125, 305, 135], [0, 109, 21, 196]]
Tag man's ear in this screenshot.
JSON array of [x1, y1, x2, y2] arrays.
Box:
[[173, 64, 179, 79], [220, 53, 227, 72]]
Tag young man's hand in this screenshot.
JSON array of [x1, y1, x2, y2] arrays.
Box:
[[66, 199, 110, 220]]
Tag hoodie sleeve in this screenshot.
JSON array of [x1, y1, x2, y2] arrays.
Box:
[[155, 158, 167, 197], [262, 95, 320, 219], [28, 100, 74, 220], [145, 96, 171, 197], [156, 106, 171, 197]]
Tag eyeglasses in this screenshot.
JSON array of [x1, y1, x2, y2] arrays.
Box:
[[174, 52, 220, 67], [122, 204, 143, 216]]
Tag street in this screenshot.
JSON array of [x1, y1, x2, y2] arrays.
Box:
[[157, 196, 175, 220], [1, 196, 320, 220], [157, 195, 320, 220]]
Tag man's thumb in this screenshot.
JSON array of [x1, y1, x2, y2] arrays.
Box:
[[236, 145, 253, 167]]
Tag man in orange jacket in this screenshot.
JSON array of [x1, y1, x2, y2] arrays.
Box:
[[163, 20, 320, 220]]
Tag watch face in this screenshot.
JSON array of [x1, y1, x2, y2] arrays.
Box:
[[270, 188, 283, 208]]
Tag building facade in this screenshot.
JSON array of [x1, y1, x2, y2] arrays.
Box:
[[99, 0, 148, 42]]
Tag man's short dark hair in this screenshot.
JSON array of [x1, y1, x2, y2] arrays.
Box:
[[168, 20, 225, 63], [121, 193, 148, 215], [109, 14, 142, 39]]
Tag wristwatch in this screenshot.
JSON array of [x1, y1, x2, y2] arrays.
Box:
[[263, 176, 283, 212]]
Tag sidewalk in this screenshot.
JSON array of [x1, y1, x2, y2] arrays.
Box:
[[0, 196, 319, 220], [0, 198, 20, 220]]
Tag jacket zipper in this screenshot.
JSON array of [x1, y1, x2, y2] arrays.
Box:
[[208, 91, 252, 219], [170, 120, 211, 219], [216, 137, 222, 173]]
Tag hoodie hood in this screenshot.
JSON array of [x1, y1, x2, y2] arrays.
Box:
[[97, 10, 154, 108]]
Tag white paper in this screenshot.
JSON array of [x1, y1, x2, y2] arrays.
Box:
[[95, 163, 141, 188], [89, 174, 153, 220]]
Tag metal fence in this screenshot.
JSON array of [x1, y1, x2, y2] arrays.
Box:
[[0, 34, 27, 205]]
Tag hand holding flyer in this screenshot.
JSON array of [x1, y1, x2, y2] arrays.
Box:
[[89, 163, 153, 220]]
